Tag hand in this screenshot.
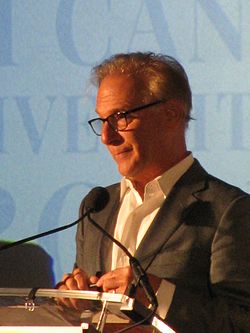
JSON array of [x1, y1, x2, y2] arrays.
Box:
[[95, 268, 161, 308], [95, 266, 133, 294], [56, 268, 91, 310]]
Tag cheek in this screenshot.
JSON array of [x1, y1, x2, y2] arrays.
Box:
[[124, 120, 159, 157], [132, 139, 149, 163], [134, 129, 156, 151], [140, 134, 163, 162]]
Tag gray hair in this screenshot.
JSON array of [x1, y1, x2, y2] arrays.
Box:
[[91, 52, 192, 121]]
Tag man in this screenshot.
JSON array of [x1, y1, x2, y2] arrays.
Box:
[[58, 52, 250, 332]]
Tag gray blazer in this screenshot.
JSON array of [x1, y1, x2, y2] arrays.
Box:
[[76, 159, 250, 332]]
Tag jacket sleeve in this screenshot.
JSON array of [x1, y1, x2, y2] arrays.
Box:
[[165, 195, 250, 332]]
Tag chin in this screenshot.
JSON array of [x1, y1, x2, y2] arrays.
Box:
[[119, 170, 132, 178], [118, 166, 134, 178], [117, 159, 142, 179]]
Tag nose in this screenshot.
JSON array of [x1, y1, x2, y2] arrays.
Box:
[[101, 121, 122, 145]]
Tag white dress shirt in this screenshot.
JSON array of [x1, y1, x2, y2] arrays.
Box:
[[111, 153, 194, 318]]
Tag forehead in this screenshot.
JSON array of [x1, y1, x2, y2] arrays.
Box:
[[96, 74, 144, 116]]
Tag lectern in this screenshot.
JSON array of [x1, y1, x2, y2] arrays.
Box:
[[0, 288, 175, 332]]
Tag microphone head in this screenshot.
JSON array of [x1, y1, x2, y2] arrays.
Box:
[[85, 186, 110, 213]]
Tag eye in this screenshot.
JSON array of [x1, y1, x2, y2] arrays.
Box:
[[113, 111, 125, 120]]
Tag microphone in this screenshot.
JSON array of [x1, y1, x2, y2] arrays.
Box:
[[0, 187, 109, 252], [86, 204, 158, 308], [85, 186, 110, 213]]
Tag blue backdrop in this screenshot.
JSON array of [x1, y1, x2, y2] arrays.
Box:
[[1, 0, 250, 283]]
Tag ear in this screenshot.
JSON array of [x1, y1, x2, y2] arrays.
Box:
[[163, 100, 187, 122]]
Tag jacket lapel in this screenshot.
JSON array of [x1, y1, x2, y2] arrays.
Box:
[[135, 160, 209, 265], [96, 184, 121, 272]]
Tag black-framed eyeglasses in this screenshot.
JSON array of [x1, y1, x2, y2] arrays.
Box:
[[88, 100, 164, 136]]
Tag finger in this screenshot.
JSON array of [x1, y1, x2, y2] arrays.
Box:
[[61, 269, 89, 289], [96, 267, 132, 293], [58, 281, 88, 310], [89, 275, 99, 285], [72, 269, 89, 290], [96, 271, 114, 286], [88, 276, 100, 290], [64, 275, 79, 290], [56, 271, 86, 309], [61, 273, 73, 284], [56, 273, 74, 308], [56, 283, 76, 308], [97, 273, 117, 292]]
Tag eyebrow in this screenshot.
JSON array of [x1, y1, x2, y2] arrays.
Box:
[[95, 105, 132, 117], [95, 100, 164, 119]]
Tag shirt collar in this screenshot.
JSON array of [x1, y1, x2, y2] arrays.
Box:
[[120, 153, 194, 199]]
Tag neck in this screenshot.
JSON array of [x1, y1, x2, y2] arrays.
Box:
[[129, 150, 190, 200]]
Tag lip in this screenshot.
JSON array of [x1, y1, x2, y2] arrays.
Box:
[[112, 147, 133, 158]]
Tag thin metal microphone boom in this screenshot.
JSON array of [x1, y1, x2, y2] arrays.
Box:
[[0, 186, 109, 252], [0, 215, 83, 251]]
